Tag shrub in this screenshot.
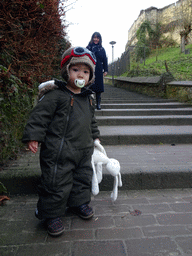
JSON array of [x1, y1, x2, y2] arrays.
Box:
[[0, 0, 69, 84], [0, 65, 36, 166], [0, 0, 70, 167]]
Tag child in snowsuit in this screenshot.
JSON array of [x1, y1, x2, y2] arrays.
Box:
[[22, 47, 100, 236]]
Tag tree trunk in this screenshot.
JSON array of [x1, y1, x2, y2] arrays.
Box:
[[180, 35, 185, 53]]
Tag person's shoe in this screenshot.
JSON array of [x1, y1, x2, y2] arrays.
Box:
[[46, 217, 64, 236], [71, 204, 94, 219], [97, 105, 101, 110]]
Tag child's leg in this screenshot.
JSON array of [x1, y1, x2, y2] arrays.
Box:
[[67, 147, 94, 219], [36, 148, 76, 220], [67, 147, 93, 208], [36, 146, 93, 220]]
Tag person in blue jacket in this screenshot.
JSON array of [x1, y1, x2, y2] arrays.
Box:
[[87, 32, 108, 110]]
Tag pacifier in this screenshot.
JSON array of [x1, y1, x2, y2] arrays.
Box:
[[74, 79, 85, 88]]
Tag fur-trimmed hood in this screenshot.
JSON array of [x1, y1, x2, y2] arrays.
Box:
[[38, 79, 94, 100], [38, 80, 58, 100]]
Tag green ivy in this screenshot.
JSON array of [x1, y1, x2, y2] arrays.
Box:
[[0, 65, 37, 167]]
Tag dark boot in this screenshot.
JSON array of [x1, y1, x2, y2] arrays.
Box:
[[96, 93, 101, 110]]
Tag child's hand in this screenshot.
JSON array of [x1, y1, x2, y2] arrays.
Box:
[[28, 141, 38, 153], [94, 139, 107, 156]]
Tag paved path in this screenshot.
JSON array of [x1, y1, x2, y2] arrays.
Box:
[[1, 189, 192, 255]]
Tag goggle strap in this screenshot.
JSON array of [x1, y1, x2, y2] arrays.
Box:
[[61, 55, 71, 68]]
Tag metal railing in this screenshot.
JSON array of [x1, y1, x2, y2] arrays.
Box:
[[108, 48, 133, 76]]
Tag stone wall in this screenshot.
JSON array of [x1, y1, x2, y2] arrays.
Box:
[[126, 0, 192, 49]]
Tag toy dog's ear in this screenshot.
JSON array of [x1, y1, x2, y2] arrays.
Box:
[[111, 176, 118, 202], [118, 173, 123, 187], [96, 163, 103, 184], [91, 157, 99, 196]]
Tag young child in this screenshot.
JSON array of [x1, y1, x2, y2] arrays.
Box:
[[22, 47, 100, 236]]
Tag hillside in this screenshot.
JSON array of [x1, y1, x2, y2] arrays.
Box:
[[126, 45, 192, 81]]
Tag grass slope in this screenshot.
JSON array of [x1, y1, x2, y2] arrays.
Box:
[[127, 45, 192, 81]]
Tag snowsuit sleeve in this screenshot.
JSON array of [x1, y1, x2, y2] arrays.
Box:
[[22, 90, 62, 143]]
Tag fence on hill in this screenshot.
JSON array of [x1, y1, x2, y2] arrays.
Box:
[[108, 47, 134, 76]]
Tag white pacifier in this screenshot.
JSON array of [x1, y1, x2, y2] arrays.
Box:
[[74, 79, 85, 88]]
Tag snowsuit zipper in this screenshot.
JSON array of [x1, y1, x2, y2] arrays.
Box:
[[53, 96, 73, 185]]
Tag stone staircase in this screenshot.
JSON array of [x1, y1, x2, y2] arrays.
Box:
[[95, 84, 192, 191], [2, 84, 192, 195], [97, 85, 192, 145]]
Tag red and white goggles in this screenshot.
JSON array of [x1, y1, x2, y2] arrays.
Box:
[[61, 47, 96, 68]]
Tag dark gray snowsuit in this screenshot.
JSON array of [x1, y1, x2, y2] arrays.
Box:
[[22, 80, 100, 219]]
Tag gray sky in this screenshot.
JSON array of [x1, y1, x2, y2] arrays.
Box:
[[65, 0, 177, 63]]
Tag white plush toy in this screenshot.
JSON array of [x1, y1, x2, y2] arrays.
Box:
[[92, 139, 122, 202]]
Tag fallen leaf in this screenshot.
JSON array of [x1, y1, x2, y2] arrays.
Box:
[[0, 195, 10, 206], [130, 209, 142, 216]]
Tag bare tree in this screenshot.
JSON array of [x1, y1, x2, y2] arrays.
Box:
[[176, 0, 192, 52]]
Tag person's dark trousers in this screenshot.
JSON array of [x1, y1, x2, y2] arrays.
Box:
[[96, 93, 101, 110]]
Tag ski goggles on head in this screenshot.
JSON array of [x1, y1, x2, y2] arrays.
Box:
[[61, 47, 96, 68]]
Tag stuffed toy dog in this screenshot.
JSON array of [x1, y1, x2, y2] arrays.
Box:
[[92, 139, 122, 201]]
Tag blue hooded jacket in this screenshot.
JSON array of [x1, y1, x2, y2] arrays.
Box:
[[87, 43, 108, 93]]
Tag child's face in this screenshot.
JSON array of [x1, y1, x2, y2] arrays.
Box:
[[93, 36, 100, 44], [67, 64, 90, 93]]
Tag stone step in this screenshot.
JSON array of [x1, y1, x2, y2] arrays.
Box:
[[100, 144, 192, 190], [99, 125, 192, 145], [96, 108, 192, 116], [1, 144, 192, 194], [96, 115, 192, 126], [101, 99, 176, 103], [100, 102, 191, 109]]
